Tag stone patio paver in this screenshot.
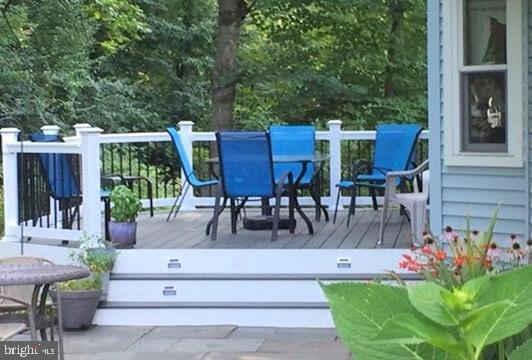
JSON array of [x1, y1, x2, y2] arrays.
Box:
[[142, 325, 236, 340], [167, 338, 265, 353], [227, 327, 277, 339]]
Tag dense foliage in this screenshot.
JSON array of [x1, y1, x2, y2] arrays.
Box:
[[0, 0, 427, 133]]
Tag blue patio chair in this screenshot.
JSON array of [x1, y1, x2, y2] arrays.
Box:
[[166, 127, 218, 221], [269, 125, 329, 221], [333, 124, 423, 227], [210, 132, 294, 242], [28, 133, 113, 240]]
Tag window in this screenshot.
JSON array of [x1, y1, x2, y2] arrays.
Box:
[[444, 0, 523, 167]]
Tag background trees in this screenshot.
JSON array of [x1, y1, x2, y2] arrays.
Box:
[[0, 0, 427, 133]]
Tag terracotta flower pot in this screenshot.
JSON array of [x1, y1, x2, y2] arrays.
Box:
[[109, 221, 137, 248]]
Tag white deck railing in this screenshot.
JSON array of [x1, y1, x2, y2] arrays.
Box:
[[1, 121, 428, 243]]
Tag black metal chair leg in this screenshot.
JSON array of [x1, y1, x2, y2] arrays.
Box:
[[146, 180, 154, 217], [211, 185, 223, 241], [207, 197, 227, 236], [230, 198, 237, 234], [333, 188, 341, 224], [370, 188, 378, 211], [347, 187, 357, 227]]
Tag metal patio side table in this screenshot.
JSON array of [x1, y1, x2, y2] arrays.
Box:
[[0, 264, 90, 360]]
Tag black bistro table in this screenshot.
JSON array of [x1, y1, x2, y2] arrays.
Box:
[[206, 153, 329, 235], [0, 264, 90, 360]]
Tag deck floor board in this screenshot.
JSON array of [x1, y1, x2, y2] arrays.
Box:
[[133, 206, 412, 249]]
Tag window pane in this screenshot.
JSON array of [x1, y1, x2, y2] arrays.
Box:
[[465, 0, 506, 65], [461, 71, 507, 152]]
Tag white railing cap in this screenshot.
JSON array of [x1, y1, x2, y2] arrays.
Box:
[[78, 127, 103, 134], [178, 121, 195, 126], [0, 128, 21, 134], [73, 123, 92, 129]]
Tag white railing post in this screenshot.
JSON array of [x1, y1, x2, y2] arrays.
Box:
[[73, 123, 92, 137], [178, 121, 196, 211], [78, 127, 103, 243], [328, 120, 343, 209], [1, 128, 21, 241]]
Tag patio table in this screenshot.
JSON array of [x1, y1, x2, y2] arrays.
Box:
[[205, 154, 329, 235], [0, 264, 90, 360]]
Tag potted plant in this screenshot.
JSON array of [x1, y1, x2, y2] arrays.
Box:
[[72, 234, 118, 301], [52, 275, 102, 330], [108, 185, 142, 248]]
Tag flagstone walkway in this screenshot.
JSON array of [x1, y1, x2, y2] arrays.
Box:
[[17, 326, 351, 359]]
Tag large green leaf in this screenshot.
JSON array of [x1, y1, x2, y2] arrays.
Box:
[[509, 339, 532, 360], [464, 266, 532, 353], [321, 282, 434, 360], [375, 313, 467, 358], [407, 282, 459, 327], [462, 300, 517, 350]]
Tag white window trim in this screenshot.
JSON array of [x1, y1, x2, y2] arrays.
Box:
[[443, 0, 524, 167]]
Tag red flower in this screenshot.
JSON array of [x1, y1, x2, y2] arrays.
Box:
[[399, 255, 423, 272], [421, 246, 433, 255], [453, 255, 466, 267], [435, 250, 447, 261]]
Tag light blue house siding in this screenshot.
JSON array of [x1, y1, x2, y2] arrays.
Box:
[[428, 0, 529, 240]]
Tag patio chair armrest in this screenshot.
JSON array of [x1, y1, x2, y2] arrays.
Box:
[[101, 174, 126, 185], [385, 159, 429, 179], [384, 160, 429, 195]]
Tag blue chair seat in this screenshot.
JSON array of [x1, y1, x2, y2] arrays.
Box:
[[337, 180, 354, 189], [356, 173, 386, 183]]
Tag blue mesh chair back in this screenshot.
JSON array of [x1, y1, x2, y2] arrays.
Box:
[[167, 127, 204, 187], [270, 125, 315, 184], [216, 132, 275, 198], [373, 124, 423, 175], [28, 133, 80, 200]]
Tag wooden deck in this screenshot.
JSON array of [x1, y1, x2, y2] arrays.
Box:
[[135, 207, 413, 249]]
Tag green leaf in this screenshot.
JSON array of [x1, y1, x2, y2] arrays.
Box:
[[509, 339, 532, 360], [462, 300, 517, 349], [320, 282, 429, 360], [408, 283, 459, 326], [461, 275, 489, 301], [466, 266, 532, 352], [375, 313, 466, 357]]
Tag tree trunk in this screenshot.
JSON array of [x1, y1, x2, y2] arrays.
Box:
[[211, 0, 247, 130], [383, 0, 406, 98]]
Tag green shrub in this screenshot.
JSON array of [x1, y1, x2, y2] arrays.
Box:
[[109, 185, 142, 222], [321, 266, 532, 360]]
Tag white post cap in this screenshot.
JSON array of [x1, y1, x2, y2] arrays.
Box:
[[41, 125, 61, 135]]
